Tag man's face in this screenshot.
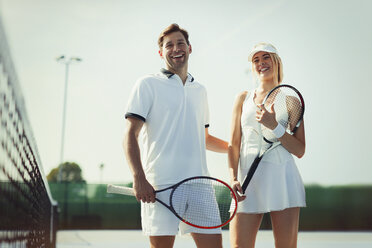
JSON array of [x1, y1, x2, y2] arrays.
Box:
[[159, 31, 192, 72]]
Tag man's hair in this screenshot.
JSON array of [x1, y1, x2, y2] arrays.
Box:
[[158, 23, 190, 49]]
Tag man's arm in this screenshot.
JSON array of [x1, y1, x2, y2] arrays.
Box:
[[123, 117, 155, 203], [205, 128, 228, 153]]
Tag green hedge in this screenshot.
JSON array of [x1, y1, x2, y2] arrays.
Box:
[[299, 185, 372, 230], [49, 183, 372, 230]]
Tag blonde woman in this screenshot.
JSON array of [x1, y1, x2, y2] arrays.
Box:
[[228, 43, 306, 248]]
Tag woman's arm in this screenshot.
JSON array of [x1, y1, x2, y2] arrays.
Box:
[[228, 92, 247, 202], [278, 120, 306, 158], [256, 104, 306, 158]]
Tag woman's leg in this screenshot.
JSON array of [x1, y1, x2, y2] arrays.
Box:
[[229, 213, 264, 248], [270, 207, 300, 248]]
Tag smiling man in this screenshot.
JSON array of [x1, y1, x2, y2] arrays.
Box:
[[123, 23, 228, 248]]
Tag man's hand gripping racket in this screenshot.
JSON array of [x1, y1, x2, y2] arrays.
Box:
[[107, 176, 238, 229], [239, 84, 305, 197]]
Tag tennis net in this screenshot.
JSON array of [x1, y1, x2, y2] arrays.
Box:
[[0, 14, 58, 248]]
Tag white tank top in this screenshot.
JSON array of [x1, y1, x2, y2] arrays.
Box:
[[239, 91, 294, 175], [240, 91, 261, 153]]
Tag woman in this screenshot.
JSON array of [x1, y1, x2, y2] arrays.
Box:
[[228, 43, 306, 248]]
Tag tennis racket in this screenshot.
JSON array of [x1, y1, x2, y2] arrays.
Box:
[[107, 176, 237, 229], [241, 84, 305, 194]]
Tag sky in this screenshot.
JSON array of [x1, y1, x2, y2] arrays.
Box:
[[0, 0, 371, 185]]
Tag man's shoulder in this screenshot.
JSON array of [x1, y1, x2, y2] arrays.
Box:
[[138, 72, 165, 81], [190, 78, 207, 91], [135, 72, 168, 87]]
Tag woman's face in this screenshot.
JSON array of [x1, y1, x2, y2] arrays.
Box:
[[252, 51, 274, 82]]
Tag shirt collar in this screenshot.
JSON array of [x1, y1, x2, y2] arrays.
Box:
[[160, 68, 194, 82]]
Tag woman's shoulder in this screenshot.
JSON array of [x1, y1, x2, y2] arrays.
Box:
[[235, 90, 251, 104], [232, 91, 250, 111]]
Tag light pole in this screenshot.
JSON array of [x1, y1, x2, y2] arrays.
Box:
[[99, 163, 105, 184], [56, 55, 82, 182]]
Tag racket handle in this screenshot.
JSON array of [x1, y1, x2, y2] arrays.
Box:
[[241, 156, 263, 194], [107, 184, 135, 196]]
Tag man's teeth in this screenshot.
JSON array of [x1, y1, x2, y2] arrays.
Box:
[[173, 55, 183, 58]]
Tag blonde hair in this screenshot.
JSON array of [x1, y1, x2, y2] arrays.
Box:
[[269, 52, 283, 84]]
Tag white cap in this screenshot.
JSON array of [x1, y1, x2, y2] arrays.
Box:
[[248, 43, 278, 62]]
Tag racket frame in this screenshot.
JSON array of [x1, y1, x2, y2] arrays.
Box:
[[241, 84, 305, 194], [107, 176, 238, 229]]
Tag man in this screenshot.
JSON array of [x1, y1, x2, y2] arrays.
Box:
[[124, 23, 228, 248]]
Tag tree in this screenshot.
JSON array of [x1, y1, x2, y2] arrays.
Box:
[[47, 161, 86, 183]]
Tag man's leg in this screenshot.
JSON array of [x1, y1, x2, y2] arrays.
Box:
[[142, 186, 179, 247], [191, 233, 223, 248], [149, 236, 175, 248]]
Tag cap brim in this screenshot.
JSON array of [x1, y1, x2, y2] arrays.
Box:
[[248, 46, 278, 62]]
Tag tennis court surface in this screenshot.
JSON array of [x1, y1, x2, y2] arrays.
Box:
[[57, 230, 372, 248]]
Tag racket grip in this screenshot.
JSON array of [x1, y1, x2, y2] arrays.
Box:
[[241, 156, 263, 194], [107, 184, 135, 196]]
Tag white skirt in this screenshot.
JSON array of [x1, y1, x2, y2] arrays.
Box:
[[236, 145, 306, 213]]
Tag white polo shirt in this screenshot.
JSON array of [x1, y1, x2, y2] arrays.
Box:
[[125, 69, 210, 186]]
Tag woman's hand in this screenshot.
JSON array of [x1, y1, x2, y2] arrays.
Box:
[[256, 103, 306, 158], [231, 179, 246, 202], [256, 103, 277, 130]]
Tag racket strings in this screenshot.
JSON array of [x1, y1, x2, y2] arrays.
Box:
[[262, 87, 303, 142], [171, 178, 236, 228]]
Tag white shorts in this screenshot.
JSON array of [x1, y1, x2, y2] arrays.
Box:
[[141, 184, 222, 236]]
